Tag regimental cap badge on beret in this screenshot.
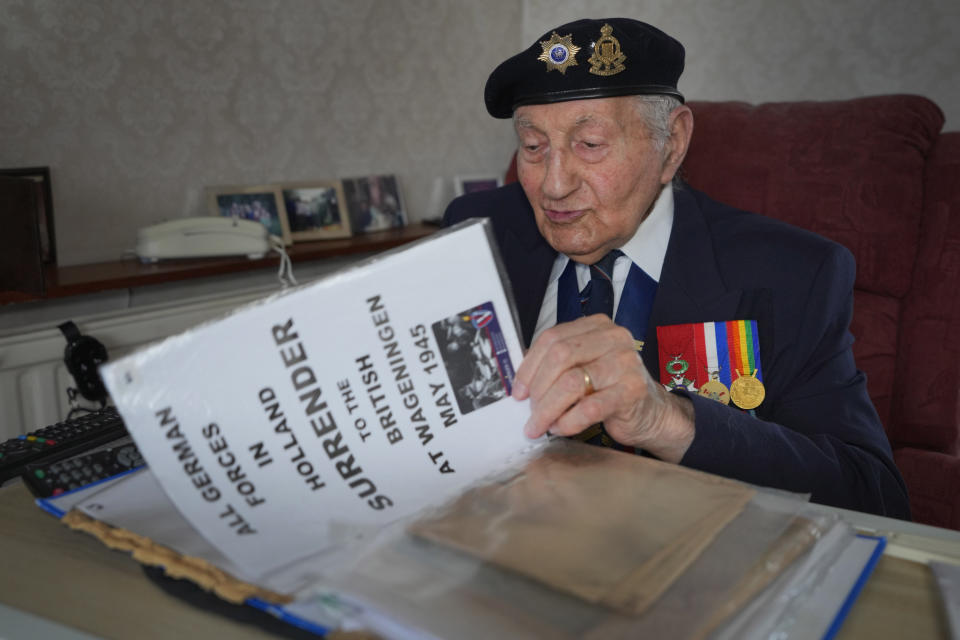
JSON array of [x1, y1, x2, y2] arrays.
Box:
[[588, 23, 626, 76], [537, 32, 581, 74], [484, 17, 685, 118]]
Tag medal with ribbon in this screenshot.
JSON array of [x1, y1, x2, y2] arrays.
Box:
[[657, 320, 765, 410]]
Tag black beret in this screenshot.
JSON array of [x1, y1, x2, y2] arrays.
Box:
[[485, 18, 685, 119]]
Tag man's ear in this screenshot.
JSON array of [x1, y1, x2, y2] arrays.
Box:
[[661, 105, 694, 184]]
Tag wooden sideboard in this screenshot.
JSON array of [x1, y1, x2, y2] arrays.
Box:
[[0, 223, 437, 306]]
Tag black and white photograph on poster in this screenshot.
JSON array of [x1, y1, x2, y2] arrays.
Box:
[[432, 302, 515, 415]]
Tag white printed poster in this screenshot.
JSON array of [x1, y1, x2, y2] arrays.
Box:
[[100, 220, 533, 580]]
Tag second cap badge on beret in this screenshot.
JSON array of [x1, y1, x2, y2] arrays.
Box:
[[588, 23, 627, 76]]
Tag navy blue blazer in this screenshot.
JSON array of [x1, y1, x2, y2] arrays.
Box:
[[444, 182, 910, 519]]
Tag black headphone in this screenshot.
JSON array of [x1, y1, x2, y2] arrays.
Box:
[[58, 320, 109, 405]]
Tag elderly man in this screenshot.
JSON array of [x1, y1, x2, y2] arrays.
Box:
[[444, 18, 911, 519]]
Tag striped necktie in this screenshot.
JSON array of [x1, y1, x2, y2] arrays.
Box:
[[581, 250, 622, 318]]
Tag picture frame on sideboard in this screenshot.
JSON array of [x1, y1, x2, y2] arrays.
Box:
[[340, 174, 407, 235], [277, 181, 351, 242], [0, 166, 57, 264], [453, 175, 502, 197], [207, 184, 292, 245]]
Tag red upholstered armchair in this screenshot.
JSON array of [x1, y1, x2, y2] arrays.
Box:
[[505, 95, 960, 530]]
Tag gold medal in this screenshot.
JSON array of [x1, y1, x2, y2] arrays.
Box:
[[730, 369, 765, 410], [698, 379, 730, 405]]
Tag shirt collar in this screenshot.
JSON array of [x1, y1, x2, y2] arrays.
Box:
[[619, 184, 673, 282]]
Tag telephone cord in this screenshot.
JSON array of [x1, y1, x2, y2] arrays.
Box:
[[270, 235, 298, 288]]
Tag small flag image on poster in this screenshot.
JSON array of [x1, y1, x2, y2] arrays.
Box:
[[432, 302, 515, 415]]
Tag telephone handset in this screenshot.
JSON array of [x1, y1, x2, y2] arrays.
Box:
[[135, 216, 271, 262]]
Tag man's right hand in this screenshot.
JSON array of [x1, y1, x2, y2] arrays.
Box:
[[512, 315, 695, 463]]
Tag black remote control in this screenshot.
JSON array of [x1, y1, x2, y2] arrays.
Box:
[[0, 406, 128, 485], [22, 439, 145, 498]]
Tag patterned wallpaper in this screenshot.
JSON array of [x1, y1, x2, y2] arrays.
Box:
[[0, 0, 521, 266], [1, 0, 958, 267]]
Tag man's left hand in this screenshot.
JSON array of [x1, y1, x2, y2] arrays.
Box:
[[512, 315, 695, 463]]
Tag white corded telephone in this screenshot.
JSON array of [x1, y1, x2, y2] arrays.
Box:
[[135, 216, 298, 287], [136, 216, 271, 262]]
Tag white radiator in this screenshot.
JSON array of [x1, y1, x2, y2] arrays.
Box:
[[0, 286, 277, 440]]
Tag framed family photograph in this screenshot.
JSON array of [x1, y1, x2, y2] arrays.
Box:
[[341, 174, 407, 235], [454, 175, 502, 197], [278, 181, 351, 241], [207, 185, 291, 245], [0, 166, 57, 264]]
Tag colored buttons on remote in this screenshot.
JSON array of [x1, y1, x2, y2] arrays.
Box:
[[0, 407, 127, 484], [23, 442, 145, 499]]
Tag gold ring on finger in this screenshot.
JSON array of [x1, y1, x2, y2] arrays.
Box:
[[582, 367, 595, 396]]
